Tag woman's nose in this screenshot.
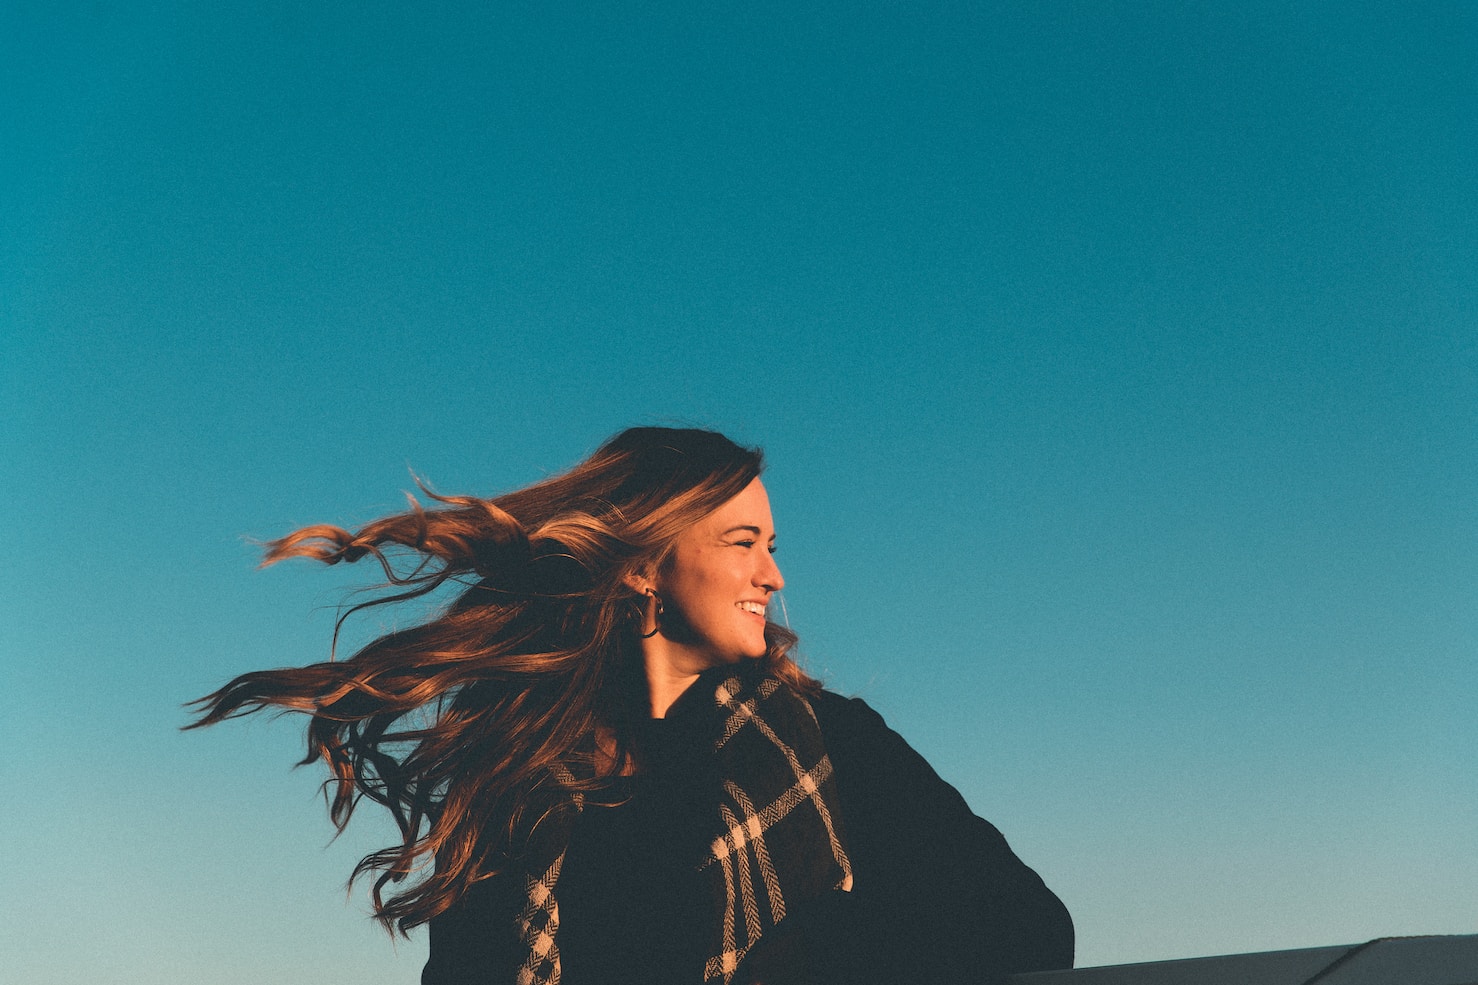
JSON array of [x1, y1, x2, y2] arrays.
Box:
[[757, 551, 784, 592]]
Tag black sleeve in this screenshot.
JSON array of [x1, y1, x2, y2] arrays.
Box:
[[743, 692, 1074, 985], [421, 875, 522, 985]]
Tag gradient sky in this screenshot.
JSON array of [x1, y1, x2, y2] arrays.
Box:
[[4, 2, 1475, 982]]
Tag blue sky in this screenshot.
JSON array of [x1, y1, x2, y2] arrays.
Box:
[[4, 2, 1475, 981]]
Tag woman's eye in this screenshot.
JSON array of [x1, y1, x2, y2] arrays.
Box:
[[767, 546, 777, 555], [735, 539, 756, 548]]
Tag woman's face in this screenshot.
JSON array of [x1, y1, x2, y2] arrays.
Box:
[[654, 477, 785, 668]]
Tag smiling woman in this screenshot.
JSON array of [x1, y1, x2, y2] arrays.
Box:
[[188, 427, 1072, 985]]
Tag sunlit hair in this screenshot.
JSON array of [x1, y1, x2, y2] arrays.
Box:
[[187, 427, 818, 934]]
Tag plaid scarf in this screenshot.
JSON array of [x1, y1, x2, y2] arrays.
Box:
[[512, 669, 853, 985]]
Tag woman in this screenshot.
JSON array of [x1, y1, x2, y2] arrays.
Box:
[[191, 427, 1073, 985]]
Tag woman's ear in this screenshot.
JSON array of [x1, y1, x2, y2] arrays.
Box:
[[621, 568, 653, 595]]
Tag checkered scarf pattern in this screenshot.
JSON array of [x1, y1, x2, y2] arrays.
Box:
[[513, 763, 584, 985], [510, 670, 853, 985]]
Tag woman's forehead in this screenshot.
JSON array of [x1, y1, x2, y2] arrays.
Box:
[[705, 478, 772, 526]]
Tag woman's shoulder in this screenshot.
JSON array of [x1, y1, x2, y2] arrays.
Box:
[[807, 688, 885, 728], [806, 688, 1018, 857], [804, 689, 959, 801], [806, 689, 910, 757]]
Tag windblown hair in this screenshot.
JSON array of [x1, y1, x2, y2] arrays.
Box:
[[188, 427, 817, 934]]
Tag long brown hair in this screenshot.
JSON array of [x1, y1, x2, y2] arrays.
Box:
[[188, 427, 819, 934]]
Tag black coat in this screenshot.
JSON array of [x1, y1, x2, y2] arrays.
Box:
[[423, 690, 1073, 985]]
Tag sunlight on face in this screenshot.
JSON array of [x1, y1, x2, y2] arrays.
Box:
[[655, 477, 785, 670]]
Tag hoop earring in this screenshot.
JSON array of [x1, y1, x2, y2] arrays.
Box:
[[640, 590, 663, 639]]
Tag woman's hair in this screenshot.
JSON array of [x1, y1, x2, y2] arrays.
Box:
[[188, 426, 818, 934]]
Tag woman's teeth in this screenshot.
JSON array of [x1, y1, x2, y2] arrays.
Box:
[[737, 601, 765, 615]]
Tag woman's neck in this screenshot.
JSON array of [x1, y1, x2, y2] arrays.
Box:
[[643, 656, 701, 718]]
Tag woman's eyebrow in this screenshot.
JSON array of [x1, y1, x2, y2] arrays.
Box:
[[720, 525, 778, 545]]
